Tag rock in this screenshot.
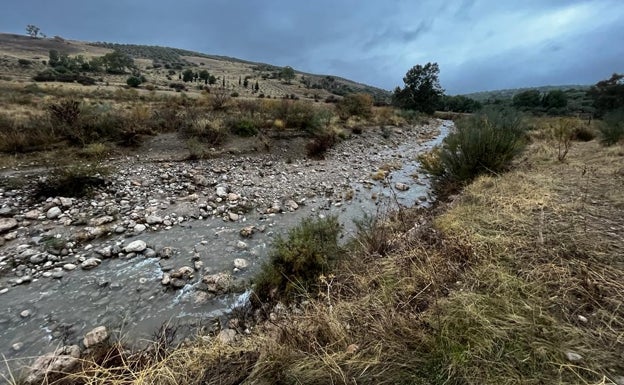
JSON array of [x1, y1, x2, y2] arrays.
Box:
[[146, 215, 163, 225], [0, 218, 18, 233], [171, 266, 194, 279], [228, 212, 240, 221], [0, 206, 16, 216], [170, 278, 186, 289], [144, 248, 157, 258], [577, 315, 588, 323], [81, 258, 101, 270], [90, 216, 114, 226], [565, 351, 583, 362], [29, 254, 46, 264], [202, 273, 232, 294], [63, 263, 77, 271], [234, 258, 249, 269], [59, 197, 74, 207], [20, 310, 31, 318], [25, 345, 81, 385], [284, 199, 299, 211], [4, 231, 17, 240], [217, 329, 236, 344], [395, 182, 410, 191], [227, 193, 240, 201], [236, 241, 248, 250], [83, 326, 109, 348], [46, 207, 62, 219], [115, 226, 126, 234], [161, 273, 170, 285], [133, 223, 147, 233], [240, 226, 255, 238], [124, 240, 147, 253], [216, 186, 228, 197], [0, 288, 8, 294], [194, 260, 204, 271], [193, 291, 213, 304], [12, 342, 23, 351], [23, 209, 41, 220], [95, 246, 112, 258]]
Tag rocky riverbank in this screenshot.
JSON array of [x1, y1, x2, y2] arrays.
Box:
[[0, 120, 448, 379]]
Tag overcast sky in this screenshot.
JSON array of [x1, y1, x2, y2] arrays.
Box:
[[1, 0, 623, 94]]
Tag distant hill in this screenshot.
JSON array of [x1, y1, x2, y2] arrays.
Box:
[[0, 33, 390, 102], [463, 85, 591, 102]]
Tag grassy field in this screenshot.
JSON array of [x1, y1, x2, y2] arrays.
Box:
[[17, 117, 621, 384]]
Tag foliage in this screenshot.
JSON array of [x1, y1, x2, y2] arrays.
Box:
[[393, 62, 444, 114], [588, 73, 624, 117], [0, 114, 57, 153], [280, 66, 295, 83], [336, 93, 373, 119], [100, 50, 135, 74], [549, 118, 577, 161], [126, 76, 142, 88], [542, 89, 568, 110], [438, 94, 482, 113], [253, 216, 341, 303], [182, 69, 195, 83], [226, 116, 258, 137], [33, 163, 108, 198], [421, 107, 527, 187], [26, 24, 41, 38], [306, 130, 337, 158], [599, 108, 624, 145], [512, 89, 542, 109]]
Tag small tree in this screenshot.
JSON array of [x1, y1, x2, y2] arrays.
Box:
[[254, 80, 259, 92], [393, 62, 444, 115], [126, 76, 142, 88], [588, 73, 624, 117], [198, 70, 209, 83], [101, 50, 134, 74], [182, 69, 194, 83], [48, 50, 60, 67], [281, 66, 295, 84], [542, 90, 568, 110], [243, 77, 249, 88], [512, 90, 542, 109], [26, 25, 40, 38]]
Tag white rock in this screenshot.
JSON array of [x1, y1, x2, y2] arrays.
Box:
[[12, 342, 23, 351], [236, 241, 248, 250], [0, 288, 8, 294], [90, 216, 114, 226], [234, 258, 249, 269], [395, 182, 410, 191], [124, 240, 147, 253], [25, 345, 80, 385], [216, 186, 228, 197], [217, 329, 236, 344], [23, 209, 42, 220], [228, 212, 240, 221], [133, 224, 147, 233], [83, 326, 109, 348], [577, 315, 588, 323], [46, 207, 62, 219], [63, 263, 77, 271], [20, 310, 31, 318], [81, 258, 101, 270], [59, 197, 73, 207]]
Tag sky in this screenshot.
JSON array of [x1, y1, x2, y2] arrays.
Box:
[[1, 0, 623, 94]]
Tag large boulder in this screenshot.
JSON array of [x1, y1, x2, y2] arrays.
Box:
[[83, 326, 109, 348], [25, 345, 81, 385], [0, 218, 18, 233]]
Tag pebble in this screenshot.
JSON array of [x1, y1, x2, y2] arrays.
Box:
[[0, 218, 18, 233], [12, 342, 23, 351], [234, 258, 249, 269], [133, 224, 147, 233], [20, 310, 31, 318], [63, 263, 77, 271], [0, 288, 8, 294], [81, 258, 101, 270], [565, 351, 583, 362], [83, 326, 109, 348]]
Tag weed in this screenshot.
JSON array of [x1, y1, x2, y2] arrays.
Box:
[[33, 163, 109, 199], [306, 130, 337, 158]]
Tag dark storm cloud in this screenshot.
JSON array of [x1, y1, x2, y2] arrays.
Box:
[[1, 0, 622, 94]]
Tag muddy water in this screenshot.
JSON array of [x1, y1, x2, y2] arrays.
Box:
[[0, 121, 451, 376]]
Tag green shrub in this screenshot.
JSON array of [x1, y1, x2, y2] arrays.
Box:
[[571, 125, 596, 142], [599, 108, 624, 146], [253, 216, 342, 303], [422, 107, 527, 187], [227, 116, 258, 137], [306, 130, 337, 159], [336, 93, 373, 120], [181, 119, 227, 146], [126, 76, 142, 88]]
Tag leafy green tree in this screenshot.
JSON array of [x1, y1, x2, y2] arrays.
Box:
[[208, 75, 217, 85], [512, 90, 542, 109], [542, 90, 568, 110], [101, 50, 134, 74], [255, 80, 259, 91], [198, 70, 209, 83], [439, 95, 482, 113], [182, 69, 194, 82], [26, 25, 40, 38], [587, 73, 624, 117], [281, 66, 295, 83], [393, 62, 444, 114], [243, 77, 249, 88]]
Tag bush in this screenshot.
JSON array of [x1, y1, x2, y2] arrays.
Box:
[[571, 125, 596, 142], [126, 76, 142, 88], [181, 118, 227, 146], [306, 130, 337, 158], [253, 216, 342, 303], [599, 108, 624, 146], [336, 93, 373, 120], [227, 116, 258, 137], [421, 107, 527, 187], [0, 114, 57, 153], [18, 58, 32, 66], [33, 163, 108, 198]]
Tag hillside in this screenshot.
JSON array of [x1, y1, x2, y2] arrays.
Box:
[[0, 33, 390, 102], [464, 84, 591, 102]]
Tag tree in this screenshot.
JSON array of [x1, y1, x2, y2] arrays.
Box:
[[587, 73, 624, 117], [48, 50, 60, 67], [126, 76, 142, 88], [182, 69, 194, 82], [101, 50, 134, 74], [208, 75, 217, 85], [393, 63, 443, 114], [26, 25, 40, 38], [281, 66, 295, 83], [512, 90, 542, 109], [243, 77, 249, 88], [542, 90, 568, 110], [254, 81, 260, 92]]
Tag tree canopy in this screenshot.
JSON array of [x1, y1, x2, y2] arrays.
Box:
[[588, 73, 624, 116], [393, 62, 444, 114]]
